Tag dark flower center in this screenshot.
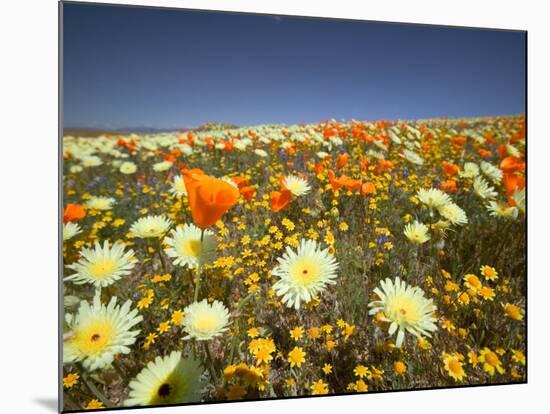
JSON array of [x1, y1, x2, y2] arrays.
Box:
[[91, 334, 101, 342], [157, 383, 172, 398]]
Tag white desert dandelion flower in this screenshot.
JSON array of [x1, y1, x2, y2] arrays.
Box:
[[368, 278, 438, 348], [81, 155, 103, 168], [124, 351, 204, 407], [70, 165, 83, 174], [512, 188, 525, 213], [86, 196, 116, 210], [480, 161, 503, 184], [168, 174, 187, 198], [473, 176, 498, 200], [282, 175, 311, 197], [63, 222, 82, 241], [164, 224, 216, 269], [182, 299, 230, 341], [120, 161, 137, 174], [438, 203, 468, 226], [403, 149, 424, 165], [254, 149, 268, 157], [130, 215, 173, 238], [403, 221, 431, 244], [459, 162, 479, 178], [417, 188, 452, 209], [63, 296, 142, 370], [65, 241, 136, 288], [486, 201, 518, 220], [153, 160, 174, 172], [272, 239, 339, 309]]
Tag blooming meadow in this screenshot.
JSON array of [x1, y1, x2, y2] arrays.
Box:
[[62, 116, 526, 411]]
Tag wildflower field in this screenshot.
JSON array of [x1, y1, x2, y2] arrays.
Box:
[[62, 116, 526, 411]]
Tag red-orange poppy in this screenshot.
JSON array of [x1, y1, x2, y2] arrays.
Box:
[[270, 189, 292, 213], [500, 156, 525, 174], [164, 154, 177, 163], [503, 173, 525, 196], [239, 185, 256, 201], [442, 161, 459, 177], [478, 149, 492, 158], [328, 170, 360, 192], [497, 144, 508, 159], [440, 179, 458, 193], [63, 203, 86, 223], [231, 176, 249, 189], [451, 136, 467, 146], [374, 158, 394, 174], [336, 152, 349, 169], [360, 182, 376, 195], [314, 162, 324, 175], [223, 141, 234, 152], [183, 169, 240, 228]]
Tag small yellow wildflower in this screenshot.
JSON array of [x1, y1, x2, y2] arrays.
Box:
[[63, 372, 79, 388], [288, 346, 306, 368]]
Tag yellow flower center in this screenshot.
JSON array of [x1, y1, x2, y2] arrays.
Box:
[[386, 295, 421, 325], [289, 257, 320, 287], [484, 268, 496, 277], [448, 359, 462, 374], [193, 314, 218, 332], [88, 259, 117, 279], [285, 180, 304, 194], [175, 181, 186, 192], [179, 239, 201, 258], [485, 351, 498, 366], [465, 275, 481, 289], [74, 320, 114, 356]]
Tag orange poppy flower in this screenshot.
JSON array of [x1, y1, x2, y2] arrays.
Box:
[[231, 176, 249, 189], [336, 153, 349, 169], [63, 203, 86, 223], [314, 162, 324, 175], [223, 141, 234, 152], [374, 158, 394, 174], [478, 149, 492, 158], [328, 170, 360, 192], [239, 185, 256, 201], [500, 156, 525, 174], [503, 173, 525, 196], [328, 170, 342, 191], [451, 136, 467, 146], [270, 189, 292, 213], [497, 144, 508, 159], [442, 161, 459, 177], [360, 182, 376, 195], [164, 154, 177, 163], [440, 179, 458, 193], [183, 169, 240, 229]]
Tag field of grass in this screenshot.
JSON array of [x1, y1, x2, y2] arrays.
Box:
[[62, 116, 526, 411]]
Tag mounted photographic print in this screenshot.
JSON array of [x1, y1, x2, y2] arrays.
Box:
[[60, 1, 527, 412]]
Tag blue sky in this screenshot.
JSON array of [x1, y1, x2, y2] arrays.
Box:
[[63, 3, 526, 129]]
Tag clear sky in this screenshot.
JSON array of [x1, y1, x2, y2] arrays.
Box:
[[62, 2, 526, 129]]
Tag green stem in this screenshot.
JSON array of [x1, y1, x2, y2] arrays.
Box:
[[79, 367, 113, 408], [236, 292, 255, 311], [155, 238, 167, 274], [204, 341, 218, 384], [227, 292, 256, 366], [193, 229, 205, 303]]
